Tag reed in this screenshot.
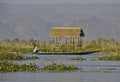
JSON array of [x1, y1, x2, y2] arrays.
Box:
[[0, 38, 120, 55]]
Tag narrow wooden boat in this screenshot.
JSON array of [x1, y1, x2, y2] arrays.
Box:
[[36, 50, 101, 55]]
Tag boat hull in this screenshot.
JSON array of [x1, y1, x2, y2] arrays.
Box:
[[36, 50, 101, 55]]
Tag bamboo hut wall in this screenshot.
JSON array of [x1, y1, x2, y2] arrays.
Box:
[[50, 27, 85, 52]]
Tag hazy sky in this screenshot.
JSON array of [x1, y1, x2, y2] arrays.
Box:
[[1, 0, 120, 4]]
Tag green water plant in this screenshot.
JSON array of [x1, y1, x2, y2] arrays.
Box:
[[44, 58, 56, 60], [0, 52, 39, 60], [99, 55, 120, 61], [0, 61, 39, 72], [70, 57, 86, 60], [42, 63, 79, 71]]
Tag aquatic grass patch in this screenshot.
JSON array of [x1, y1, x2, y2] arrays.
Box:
[[44, 58, 56, 61], [22, 56, 39, 60], [101, 68, 116, 70], [0, 52, 39, 60], [99, 55, 120, 61], [0, 61, 39, 72], [69, 57, 86, 60], [42, 63, 79, 71], [0, 46, 32, 54]]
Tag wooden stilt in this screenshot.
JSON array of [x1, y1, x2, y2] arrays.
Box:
[[66, 37, 68, 52]]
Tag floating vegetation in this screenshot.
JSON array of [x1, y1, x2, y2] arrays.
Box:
[[102, 68, 116, 70], [44, 58, 56, 60], [69, 57, 86, 60], [42, 63, 79, 71], [99, 56, 120, 61], [23, 56, 39, 60], [0, 61, 39, 72], [0, 52, 39, 60]]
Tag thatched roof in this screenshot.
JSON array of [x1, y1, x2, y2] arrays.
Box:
[[50, 27, 85, 37]]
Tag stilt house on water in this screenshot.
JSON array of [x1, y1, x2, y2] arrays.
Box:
[[50, 27, 85, 52], [37, 27, 100, 55]]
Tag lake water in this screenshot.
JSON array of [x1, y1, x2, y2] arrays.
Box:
[[0, 54, 120, 82]]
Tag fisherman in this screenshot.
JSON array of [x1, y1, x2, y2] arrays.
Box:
[[33, 46, 38, 54]]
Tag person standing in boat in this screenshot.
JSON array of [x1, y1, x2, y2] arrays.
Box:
[[33, 46, 38, 54]]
